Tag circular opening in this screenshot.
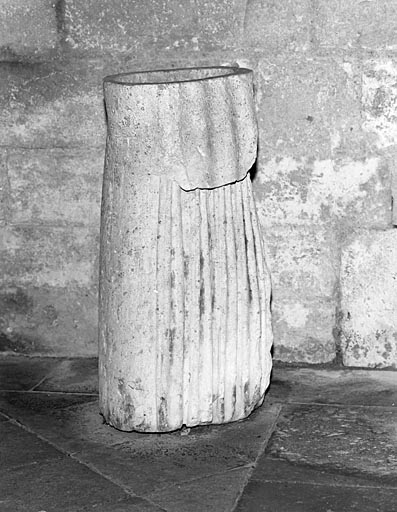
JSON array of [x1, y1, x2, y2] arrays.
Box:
[[103, 66, 251, 86]]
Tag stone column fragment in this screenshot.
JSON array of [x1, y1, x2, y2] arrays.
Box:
[[99, 67, 273, 432]]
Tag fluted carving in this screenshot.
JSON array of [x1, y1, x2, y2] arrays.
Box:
[[99, 67, 272, 432]]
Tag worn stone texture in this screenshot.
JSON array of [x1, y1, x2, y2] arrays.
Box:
[[0, 225, 98, 288], [265, 225, 338, 300], [0, 61, 106, 149], [264, 225, 337, 363], [100, 68, 272, 432], [7, 148, 103, 226], [103, 67, 257, 190], [243, 0, 312, 54], [362, 58, 397, 150], [272, 297, 336, 364], [0, 150, 8, 225], [0, 286, 98, 356], [0, 0, 58, 58], [255, 55, 364, 160], [314, 0, 397, 51], [255, 155, 391, 228], [64, 0, 246, 54], [341, 230, 397, 368]]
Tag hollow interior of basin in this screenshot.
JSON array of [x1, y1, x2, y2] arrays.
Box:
[[104, 66, 249, 86]]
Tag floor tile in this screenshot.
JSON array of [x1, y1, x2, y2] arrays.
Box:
[[266, 403, 397, 479], [0, 387, 280, 496], [36, 358, 98, 393], [75, 402, 279, 496], [268, 368, 397, 407], [0, 420, 62, 469], [235, 479, 397, 512], [0, 356, 58, 391], [148, 466, 250, 512], [0, 457, 159, 512], [252, 456, 397, 489]]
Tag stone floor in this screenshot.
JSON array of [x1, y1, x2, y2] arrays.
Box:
[[0, 357, 396, 512]]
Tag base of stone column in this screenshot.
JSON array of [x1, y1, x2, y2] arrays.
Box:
[[99, 173, 272, 432]]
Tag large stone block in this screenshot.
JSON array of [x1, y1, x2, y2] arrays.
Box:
[[0, 61, 106, 148], [64, 0, 245, 53], [314, 0, 397, 51], [254, 155, 391, 228], [272, 297, 336, 364], [256, 55, 364, 160], [0, 285, 98, 356], [264, 225, 338, 300], [0, 0, 58, 58], [0, 225, 99, 289], [340, 230, 397, 368], [7, 148, 103, 226], [243, 0, 311, 54]]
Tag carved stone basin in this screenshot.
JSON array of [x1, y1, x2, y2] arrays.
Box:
[[99, 66, 273, 432]]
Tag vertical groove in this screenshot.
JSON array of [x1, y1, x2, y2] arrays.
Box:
[[242, 177, 260, 408], [225, 182, 238, 421], [238, 177, 249, 414], [154, 178, 162, 431]]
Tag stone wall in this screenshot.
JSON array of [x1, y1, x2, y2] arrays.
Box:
[[1, 0, 396, 366]]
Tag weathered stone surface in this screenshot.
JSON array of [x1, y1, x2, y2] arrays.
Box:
[[341, 230, 397, 368], [264, 225, 338, 300], [104, 67, 257, 190], [100, 67, 272, 432], [255, 55, 363, 160], [243, 0, 312, 54], [2, 457, 148, 512], [0, 150, 8, 225], [254, 155, 391, 228], [314, 0, 397, 51], [148, 467, 250, 512], [0, 225, 98, 288], [266, 403, 397, 478], [0, 286, 98, 356], [64, 0, 245, 53], [0, 0, 58, 58], [362, 58, 397, 150], [268, 367, 397, 408], [236, 472, 397, 512], [0, 61, 106, 148], [272, 298, 336, 364], [7, 148, 103, 226]]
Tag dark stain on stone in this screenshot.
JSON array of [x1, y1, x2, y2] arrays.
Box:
[[0, 288, 33, 315], [199, 252, 204, 273], [220, 398, 225, 418], [43, 304, 58, 323], [244, 381, 250, 413], [0, 332, 35, 353], [199, 282, 205, 316], [306, 115, 314, 122], [158, 396, 168, 429], [55, 0, 66, 44], [372, 88, 386, 115], [211, 290, 215, 312], [183, 254, 189, 278], [165, 327, 176, 362], [232, 384, 237, 413]]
